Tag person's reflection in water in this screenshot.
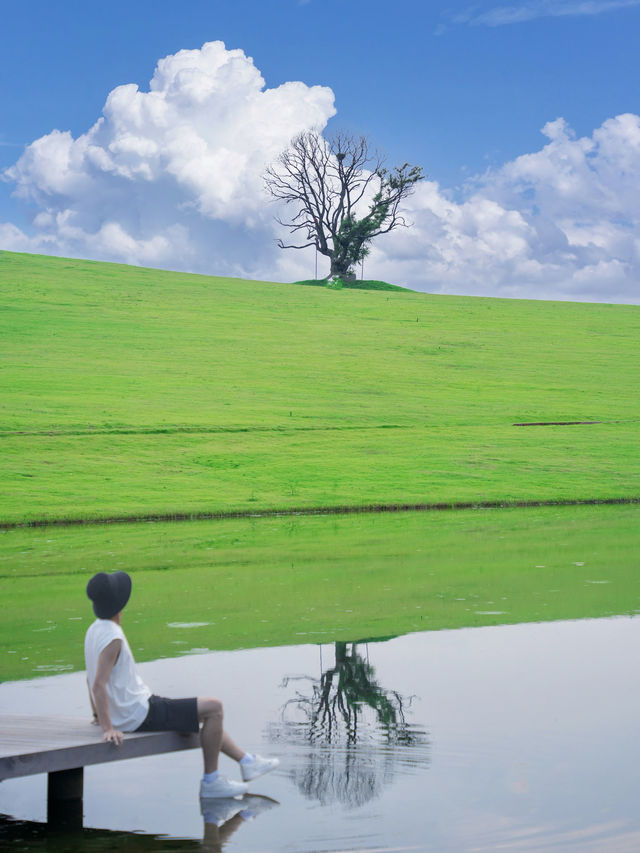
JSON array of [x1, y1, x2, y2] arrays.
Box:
[[201, 795, 280, 852], [269, 641, 429, 807]]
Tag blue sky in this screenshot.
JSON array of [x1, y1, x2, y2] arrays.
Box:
[[2, 0, 639, 301]]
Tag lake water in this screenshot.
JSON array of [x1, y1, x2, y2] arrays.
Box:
[[1, 616, 639, 852]]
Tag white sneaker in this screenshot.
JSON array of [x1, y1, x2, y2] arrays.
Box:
[[200, 775, 249, 799], [240, 754, 280, 783]]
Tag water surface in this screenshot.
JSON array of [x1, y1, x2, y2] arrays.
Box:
[[1, 617, 639, 851]]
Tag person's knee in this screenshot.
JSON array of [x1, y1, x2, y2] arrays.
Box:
[[198, 697, 223, 722]]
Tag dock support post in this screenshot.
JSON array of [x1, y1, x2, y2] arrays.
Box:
[[47, 767, 84, 828]]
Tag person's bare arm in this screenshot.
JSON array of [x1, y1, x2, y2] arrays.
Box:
[[92, 638, 124, 745], [87, 677, 99, 724]]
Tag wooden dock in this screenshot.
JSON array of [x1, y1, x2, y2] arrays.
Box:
[[0, 714, 200, 826]]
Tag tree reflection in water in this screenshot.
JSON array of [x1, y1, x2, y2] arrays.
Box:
[[267, 641, 430, 808]]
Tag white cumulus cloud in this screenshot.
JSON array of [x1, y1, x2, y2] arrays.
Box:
[[367, 113, 640, 303], [1, 41, 335, 276], [1, 42, 639, 303]]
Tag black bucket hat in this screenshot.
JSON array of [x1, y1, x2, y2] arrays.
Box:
[[86, 571, 132, 619]]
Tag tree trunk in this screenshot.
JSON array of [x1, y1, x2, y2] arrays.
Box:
[[329, 257, 355, 280]]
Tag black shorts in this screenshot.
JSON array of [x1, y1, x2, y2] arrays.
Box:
[[135, 695, 200, 734]]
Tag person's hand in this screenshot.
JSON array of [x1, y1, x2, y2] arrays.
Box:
[[103, 728, 124, 745]]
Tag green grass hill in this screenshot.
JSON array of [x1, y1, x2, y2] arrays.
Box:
[[1, 250, 639, 525], [2, 250, 640, 681]]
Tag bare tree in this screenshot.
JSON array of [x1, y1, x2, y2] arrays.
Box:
[[265, 131, 424, 281]]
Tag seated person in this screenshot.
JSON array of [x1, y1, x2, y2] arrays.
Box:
[[85, 571, 279, 798]]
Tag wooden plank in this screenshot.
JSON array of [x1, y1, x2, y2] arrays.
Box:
[[0, 715, 199, 780]]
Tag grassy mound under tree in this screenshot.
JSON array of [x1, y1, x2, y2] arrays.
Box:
[[294, 278, 408, 291]]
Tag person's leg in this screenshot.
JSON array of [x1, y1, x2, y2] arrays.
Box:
[[197, 697, 225, 774], [197, 696, 279, 794], [197, 697, 247, 770], [220, 731, 246, 763]]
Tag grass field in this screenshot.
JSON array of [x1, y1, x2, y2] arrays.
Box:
[[1, 250, 639, 524], [2, 503, 639, 681], [1, 250, 639, 683]]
